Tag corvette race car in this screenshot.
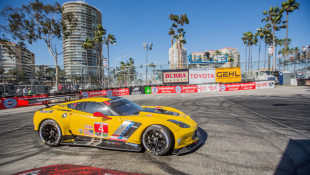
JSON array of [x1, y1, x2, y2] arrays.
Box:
[[31, 96, 203, 155]]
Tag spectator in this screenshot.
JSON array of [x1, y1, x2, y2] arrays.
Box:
[[75, 84, 79, 91], [16, 87, 22, 96], [23, 87, 27, 95], [58, 84, 63, 91], [28, 88, 32, 95]]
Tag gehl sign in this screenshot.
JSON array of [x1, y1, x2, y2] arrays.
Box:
[[215, 67, 241, 83]]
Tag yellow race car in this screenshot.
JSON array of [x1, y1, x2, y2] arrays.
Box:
[[31, 96, 203, 156]]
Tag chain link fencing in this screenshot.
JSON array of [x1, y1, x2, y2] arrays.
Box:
[[1, 59, 309, 97]]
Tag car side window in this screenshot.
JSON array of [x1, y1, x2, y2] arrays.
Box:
[[84, 102, 113, 116], [67, 102, 85, 111]]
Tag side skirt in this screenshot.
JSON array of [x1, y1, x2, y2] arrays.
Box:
[[61, 135, 142, 152]]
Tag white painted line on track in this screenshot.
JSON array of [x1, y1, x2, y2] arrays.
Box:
[[222, 97, 310, 138]]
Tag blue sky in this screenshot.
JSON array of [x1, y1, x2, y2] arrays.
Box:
[[0, 0, 309, 68]]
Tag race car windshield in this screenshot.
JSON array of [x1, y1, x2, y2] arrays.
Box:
[[109, 98, 143, 116]]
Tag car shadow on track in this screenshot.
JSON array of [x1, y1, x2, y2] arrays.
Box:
[[177, 127, 208, 156], [275, 139, 310, 174]]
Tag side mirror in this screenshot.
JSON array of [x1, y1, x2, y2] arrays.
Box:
[[93, 112, 112, 120]]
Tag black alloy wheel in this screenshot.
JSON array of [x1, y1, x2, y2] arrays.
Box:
[[39, 119, 62, 147], [142, 125, 173, 156]]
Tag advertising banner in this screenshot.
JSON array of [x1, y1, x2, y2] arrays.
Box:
[[111, 88, 129, 96], [219, 83, 241, 91], [129, 87, 145, 95], [198, 84, 219, 92], [151, 85, 198, 94], [0, 94, 48, 109], [81, 90, 107, 98], [215, 67, 241, 83], [162, 69, 189, 84], [181, 85, 198, 93], [189, 69, 216, 84], [145, 87, 151, 94], [241, 82, 256, 90], [81, 88, 129, 98], [255, 81, 275, 89]]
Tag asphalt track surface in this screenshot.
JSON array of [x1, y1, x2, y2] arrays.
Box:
[[0, 86, 310, 175]]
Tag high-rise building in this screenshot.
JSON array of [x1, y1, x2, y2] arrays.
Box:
[[0, 42, 35, 82], [62, 1, 102, 82], [168, 42, 187, 69]]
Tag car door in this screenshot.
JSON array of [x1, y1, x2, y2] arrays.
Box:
[[68, 101, 122, 139]]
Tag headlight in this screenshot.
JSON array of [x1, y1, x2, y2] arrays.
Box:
[[168, 120, 190, 128]]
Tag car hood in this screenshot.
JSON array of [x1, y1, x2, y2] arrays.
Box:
[[140, 106, 197, 126]]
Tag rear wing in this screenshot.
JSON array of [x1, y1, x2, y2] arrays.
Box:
[[18, 95, 82, 107]]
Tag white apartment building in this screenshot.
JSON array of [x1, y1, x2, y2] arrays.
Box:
[[168, 42, 187, 69]]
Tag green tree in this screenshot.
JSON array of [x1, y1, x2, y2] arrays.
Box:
[[7, 68, 17, 83], [104, 34, 117, 87], [17, 70, 27, 84], [262, 6, 286, 71], [241, 33, 249, 72], [127, 58, 136, 86], [255, 28, 265, 70], [281, 0, 300, 67], [0, 0, 76, 91], [246, 32, 257, 73], [82, 38, 94, 86], [262, 28, 273, 69], [82, 24, 106, 88]]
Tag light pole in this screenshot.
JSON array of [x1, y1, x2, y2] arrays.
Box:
[[143, 42, 153, 85]]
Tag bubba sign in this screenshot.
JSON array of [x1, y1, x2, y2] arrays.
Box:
[[162, 69, 189, 84], [215, 67, 241, 83]]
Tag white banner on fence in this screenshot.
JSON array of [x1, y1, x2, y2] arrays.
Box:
[[198, 84, 219, 92], [189, 69, 216, 84], [255, 81, 275, 89]]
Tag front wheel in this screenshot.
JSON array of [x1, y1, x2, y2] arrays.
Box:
[[39, 119, 62, 147], [142, 125, 173, 156]]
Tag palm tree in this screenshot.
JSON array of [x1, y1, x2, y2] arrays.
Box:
[[82, 38, 94, 88], [168, 27, 176, 69], [168, 14, 189, 69], [274, 38, 284, 70], [83, 24, 106, 88], [281, 0, 300, 68], [293, 47, 299, 74], [256, 28, 265, 70], [247, 32, 257, 74], [262, 27, 273, 70], [104, 34, 116, 87], [262, 6, 286, 71], [242, 33, 249, 73]]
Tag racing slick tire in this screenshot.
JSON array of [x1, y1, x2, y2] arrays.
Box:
[[39, 119, 62, 147], [142, 125, 174, 156]]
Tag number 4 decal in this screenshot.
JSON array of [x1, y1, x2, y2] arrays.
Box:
[[94, 122, 108, 133]]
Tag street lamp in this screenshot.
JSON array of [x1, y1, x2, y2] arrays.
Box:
[[143, 42, 153, 85]]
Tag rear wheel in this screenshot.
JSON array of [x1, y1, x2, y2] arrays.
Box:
[[39, 119, 62, 146], [142, 125, 173, 156]]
